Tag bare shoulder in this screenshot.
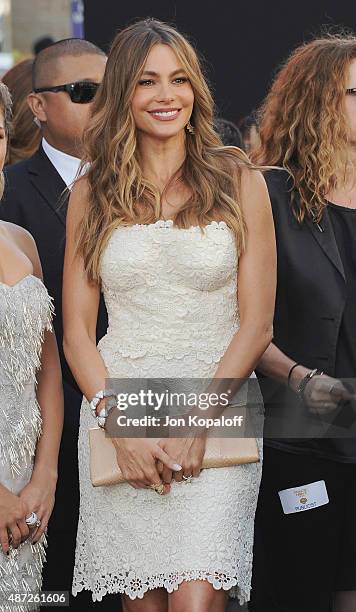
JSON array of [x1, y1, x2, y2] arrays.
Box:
[[238, 166, 271, 216], [223, 152, 267, 192], [68, 176, 90, 220], [239, 164, 267, 191], [0, 221, 36, 251], [0, 221, 42, 277], [71, 174, 90, 198]]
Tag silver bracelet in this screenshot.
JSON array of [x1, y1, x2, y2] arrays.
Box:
[[89, 389, 117, 428], [296, 369, 324, 399]]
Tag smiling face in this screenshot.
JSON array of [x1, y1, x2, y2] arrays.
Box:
[[131, 43, 194, 141]]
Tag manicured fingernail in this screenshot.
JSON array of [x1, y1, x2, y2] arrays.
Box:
[[173, 464, 182, 471]]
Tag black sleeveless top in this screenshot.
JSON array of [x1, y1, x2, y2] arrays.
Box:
[[321, 202, 356, 460], [328, 202, 356, 379], [262, 170, 356, 462]]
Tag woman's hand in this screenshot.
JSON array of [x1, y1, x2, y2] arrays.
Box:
[[18, 468, 57, 544], [111, 437, 182, 493], [303, 374, 356, 415], [0, 484, 30, 554], [158, 434, 207, 484]]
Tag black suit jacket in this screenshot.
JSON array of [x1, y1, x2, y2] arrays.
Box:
[[0, 145, 108, 391], [261, 169, 347, 454]]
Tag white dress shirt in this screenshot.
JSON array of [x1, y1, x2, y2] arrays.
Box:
[[42, 138, 81, 188]]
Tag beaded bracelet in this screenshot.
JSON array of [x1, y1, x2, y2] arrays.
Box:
[[89, 389, 117, 428]]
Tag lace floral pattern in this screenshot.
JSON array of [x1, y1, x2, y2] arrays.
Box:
[[0, 275, 53, 609], [73, 222, 263, 605]]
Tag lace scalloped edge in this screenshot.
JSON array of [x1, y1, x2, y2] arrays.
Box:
[[115, 220, 229, 231], [102, 347, 228, 363], [72, 569, 249, 605], [98, 336, 240, 363]]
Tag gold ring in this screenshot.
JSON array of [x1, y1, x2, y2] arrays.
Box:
[[149, 483, 165, 495]]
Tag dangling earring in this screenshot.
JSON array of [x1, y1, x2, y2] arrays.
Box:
[[186, 120, 195, 135]]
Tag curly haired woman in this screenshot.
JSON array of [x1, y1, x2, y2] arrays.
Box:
[[250, 35, 356, 612]]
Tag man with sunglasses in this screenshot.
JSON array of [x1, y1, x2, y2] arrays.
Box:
[[0, 39, 119, 611], [28, 40, 105, 159]]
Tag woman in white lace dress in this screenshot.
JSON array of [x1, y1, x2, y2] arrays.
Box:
[[0, 83, 63, 610], [63, 19, 276, 612]]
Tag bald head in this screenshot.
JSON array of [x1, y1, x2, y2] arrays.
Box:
[[32, 38, 106, 90]]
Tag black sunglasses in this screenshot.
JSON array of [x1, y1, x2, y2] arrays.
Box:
[[33, 80, 100, 103]]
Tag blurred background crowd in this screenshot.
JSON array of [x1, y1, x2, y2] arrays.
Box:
[[0, 0, 85, 165]]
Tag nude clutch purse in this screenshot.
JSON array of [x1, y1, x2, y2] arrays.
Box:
[[89, 412, 259, 487]]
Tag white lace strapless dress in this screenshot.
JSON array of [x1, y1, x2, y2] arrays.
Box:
[[72, 220, 263, 605], [0, 275, 54, 612]]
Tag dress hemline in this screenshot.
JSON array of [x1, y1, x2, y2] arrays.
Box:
[[72, 569, 248, 605]]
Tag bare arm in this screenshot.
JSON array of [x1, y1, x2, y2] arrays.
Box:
[[258, 334, 355, 413], [159, 167, 277, 482], [62, 179, 108, 401], [257, 342, 309, 389], [212, 174, 352, 415], [213, 167, 276, 380], [196, 168, 277, 409], [15, 228, 63, 543], [62, 179, 181, 492]]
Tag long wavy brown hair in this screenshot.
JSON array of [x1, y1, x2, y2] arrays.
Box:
[[2, 59, 41, 165], [254, 34, 356, 223], [77, 18, 251, 282]]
